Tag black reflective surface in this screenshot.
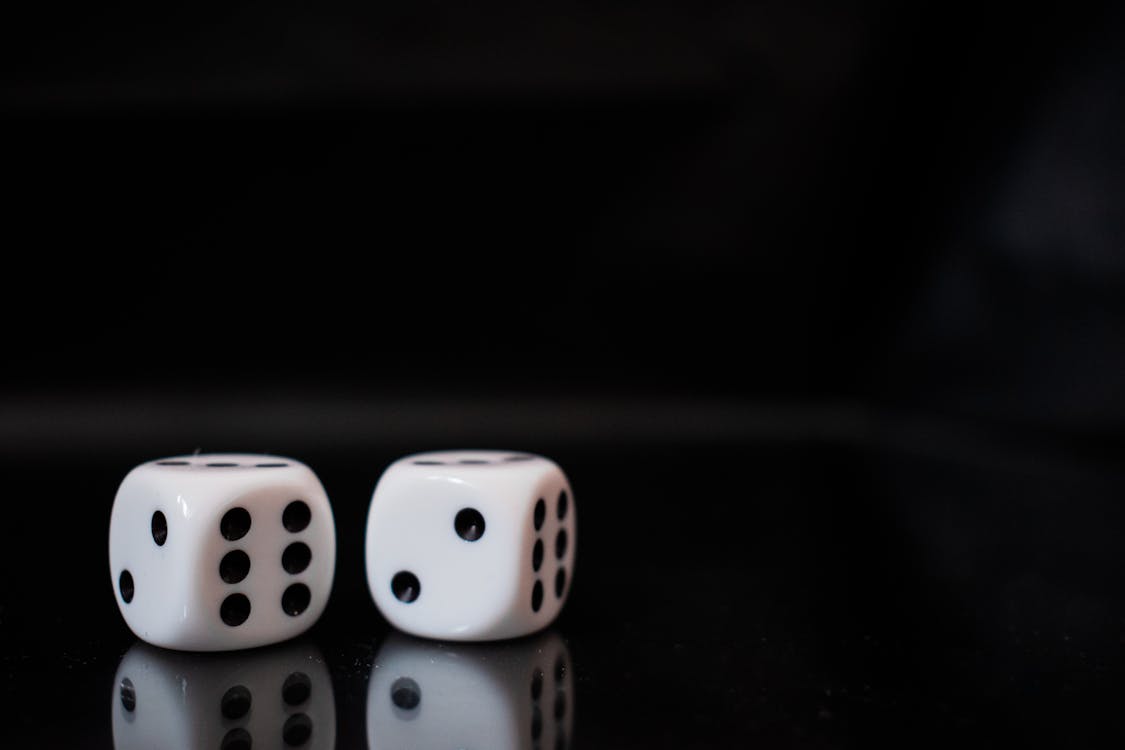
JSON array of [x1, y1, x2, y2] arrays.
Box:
[[2, 434, 1124, 746]]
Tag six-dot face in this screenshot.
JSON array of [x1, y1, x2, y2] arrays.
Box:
[[109, 454, 336, 651], [367, 631, 573, 750], [112, 641, 336, 750], [365, 450, 576, 641]]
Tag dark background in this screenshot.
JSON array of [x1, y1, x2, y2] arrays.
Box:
[[2, 2, 1125, 746]]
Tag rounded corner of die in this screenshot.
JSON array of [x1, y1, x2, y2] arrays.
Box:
[[114, 610, 147, 645], [370, 599, 410, 638], [112, 464, 147, 498]]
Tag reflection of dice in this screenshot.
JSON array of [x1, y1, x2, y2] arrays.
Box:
[[365, 450, 576, 640], [367, 631, 573, 750], [109, 454, 336, 651], [112, 640, 335, 750]]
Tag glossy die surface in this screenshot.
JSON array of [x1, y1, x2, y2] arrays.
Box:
[[365, 450, 576, 641], [108, 454, 335, 651], [112, 641, 335, 750], [367, 631, 573, 750]]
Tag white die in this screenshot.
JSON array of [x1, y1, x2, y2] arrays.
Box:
[[367, 631, 573, 750], [364, 450, 576, 641], [112, 641, 335, 750], [108, 454, 336, 651]]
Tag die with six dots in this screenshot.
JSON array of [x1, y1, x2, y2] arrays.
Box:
[[365, 451, 576, 641], [108, 454, 336, 651]]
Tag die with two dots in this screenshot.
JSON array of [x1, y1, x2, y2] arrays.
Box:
[[365, 450, 577, 641]]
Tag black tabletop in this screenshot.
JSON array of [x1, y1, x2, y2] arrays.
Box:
[[3, 432, 1123, 747]]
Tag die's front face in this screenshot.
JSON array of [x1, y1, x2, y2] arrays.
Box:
[[112, 641, 335, 750], [365, 451, 576, 641], [366, 631, 573, 750], [109, 454, 336, 651]]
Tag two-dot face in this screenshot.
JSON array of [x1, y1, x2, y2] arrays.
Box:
[[109, 454, 336, 651], [112, 641, 336, 750], [365, 451, 576, 641], [367, 631, 573, 750]]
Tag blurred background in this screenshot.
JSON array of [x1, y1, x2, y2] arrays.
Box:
[[2, 3, 1125, 744], [2, 0, 1122, 454]]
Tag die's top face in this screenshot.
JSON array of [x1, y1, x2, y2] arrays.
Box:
[[399, 450, 543, 469], [366, 632, 572, 750], [113, 641, 335, 750], [146, 453, 297, 469], [132, 453, 311, 484], [114, 455, 320, 521], [385, 451, 564, 506]]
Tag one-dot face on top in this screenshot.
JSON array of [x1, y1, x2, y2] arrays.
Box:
[[365, 451, 577, 641], [108, 454, 337, 651]]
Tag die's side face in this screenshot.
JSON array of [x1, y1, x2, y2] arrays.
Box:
[[112, 641, 335, 750], [366, 632, 573, 750], [366, 453, 526, 639], [109, 455, 336, 651], [521, 472, 576, 638], [108, 465, 199, 647]]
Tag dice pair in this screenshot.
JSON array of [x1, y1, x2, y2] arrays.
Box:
[[109, 451, 576, 650]]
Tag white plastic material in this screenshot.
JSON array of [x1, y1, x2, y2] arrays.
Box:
[[367, 631, 573, 750], [365, 450, 576, 641], [112, 641, 335, 750], [108, 454, 336, 651]]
